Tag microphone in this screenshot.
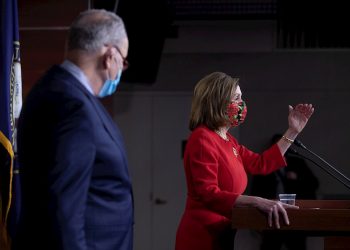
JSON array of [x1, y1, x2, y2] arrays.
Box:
[[292, 139, 350, 190]]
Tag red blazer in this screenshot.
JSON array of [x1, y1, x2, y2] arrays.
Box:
[[175, 126, 286, 250]]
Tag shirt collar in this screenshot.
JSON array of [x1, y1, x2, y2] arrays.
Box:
[[60, 60, 95, 95]]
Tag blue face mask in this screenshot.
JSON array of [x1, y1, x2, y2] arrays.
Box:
[[98, 69, 122, 98]]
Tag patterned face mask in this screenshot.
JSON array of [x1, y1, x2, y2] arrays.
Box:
[[226, 101, 247, 127]]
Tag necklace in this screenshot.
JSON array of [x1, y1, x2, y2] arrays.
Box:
[[215, 129, 229, 141]]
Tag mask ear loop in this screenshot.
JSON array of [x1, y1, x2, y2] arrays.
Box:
[[115, 52, 125, 73], [102, 47, 114, 83], [237, 101, 246, 123], [108, 51, 120, 81]]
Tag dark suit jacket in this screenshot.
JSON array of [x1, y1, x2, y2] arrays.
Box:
[[14, 66, 133, 250]]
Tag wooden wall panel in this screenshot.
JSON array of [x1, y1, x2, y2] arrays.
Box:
[[19, 0, 88, 27], [20, 30, 67, 96], [18, 0, 88, 96]]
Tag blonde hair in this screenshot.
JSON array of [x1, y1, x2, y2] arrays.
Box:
[[189, 72, 239, 131]]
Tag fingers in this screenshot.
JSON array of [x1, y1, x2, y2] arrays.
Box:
[[288, 105, 293, 113], [291, 103, 314, 118], [301, 104, 314, 118], [278, 203, 289, 227], [257, 197, 295, 229], [268, 208, 273, 228], [294, 104, 313, 113], [273, 204, 280, 228], [282, 203, 299, 210], [268, 201, 295, 229]]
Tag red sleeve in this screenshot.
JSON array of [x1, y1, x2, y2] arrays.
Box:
[[237, 143, 287, 175], [186, 132, 238, 218]]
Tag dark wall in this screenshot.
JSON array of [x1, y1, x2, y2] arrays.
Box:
[[94, 0, 173, 84]]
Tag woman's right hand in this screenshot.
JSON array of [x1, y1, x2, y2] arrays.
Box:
[[288, 104, 314, 134], [235, 195, 299, 229], [254, 196, 298, 228]]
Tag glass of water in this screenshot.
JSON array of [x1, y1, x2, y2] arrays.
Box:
[[279, 194, 296, 205]]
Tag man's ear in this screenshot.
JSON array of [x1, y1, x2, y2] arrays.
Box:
[[103, 48, 114, 69]]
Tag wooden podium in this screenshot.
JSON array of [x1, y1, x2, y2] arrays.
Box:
[[232, 200, 350, 250]]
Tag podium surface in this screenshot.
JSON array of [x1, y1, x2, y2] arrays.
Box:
[[232, 200, 350, 250]]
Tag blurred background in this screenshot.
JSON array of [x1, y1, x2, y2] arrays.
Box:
[[18, 0, 350, 249]]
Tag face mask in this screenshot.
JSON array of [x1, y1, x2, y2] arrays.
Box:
[[98, 69, 122, 98], [226, 101, 247, 127]]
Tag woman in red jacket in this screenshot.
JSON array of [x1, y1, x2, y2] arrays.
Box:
[[175, 72, 314, 250]]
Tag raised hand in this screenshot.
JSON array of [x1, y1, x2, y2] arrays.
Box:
[[288, 104, 314, 133]]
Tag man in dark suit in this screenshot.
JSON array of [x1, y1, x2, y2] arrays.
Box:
[[13, 9, 133, 250]]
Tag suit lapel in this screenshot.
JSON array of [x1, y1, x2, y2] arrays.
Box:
[[65, 68, 120, 144], [59, 66, 128, 164], [89, 96, 130, 174], [88, 95, 121, 145]]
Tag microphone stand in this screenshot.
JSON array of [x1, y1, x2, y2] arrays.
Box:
[[291, 140, 350, 190]]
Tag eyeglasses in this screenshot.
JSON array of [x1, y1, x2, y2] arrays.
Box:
[[114, 46, 129, 71]]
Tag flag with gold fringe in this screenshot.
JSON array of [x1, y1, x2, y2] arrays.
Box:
[[0, 0, 22, 248]]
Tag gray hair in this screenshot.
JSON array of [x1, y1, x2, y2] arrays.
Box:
[[67, 9, 127, 52]]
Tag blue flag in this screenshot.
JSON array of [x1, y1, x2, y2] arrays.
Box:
[[0, 0, 22, 247]]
